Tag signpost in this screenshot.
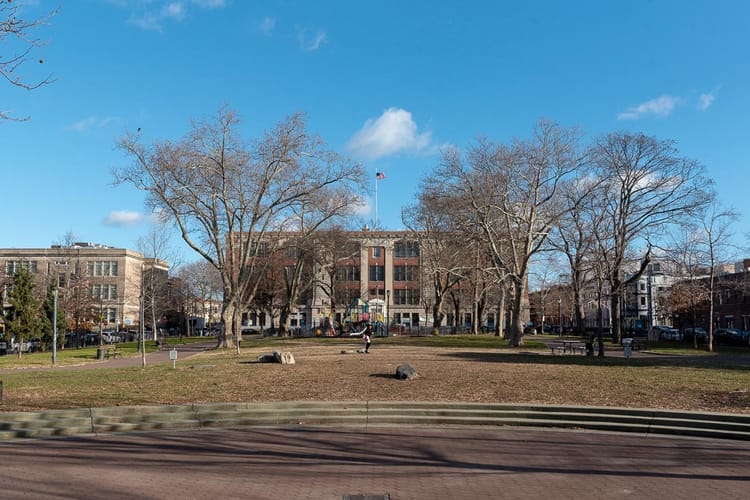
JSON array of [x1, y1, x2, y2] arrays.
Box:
[[169, 348, 178, 369]]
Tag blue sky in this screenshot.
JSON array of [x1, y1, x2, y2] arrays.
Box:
[[3, 0, 748, 265]]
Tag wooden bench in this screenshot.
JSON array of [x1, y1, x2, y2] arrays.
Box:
[[105, 345, 122, 359]]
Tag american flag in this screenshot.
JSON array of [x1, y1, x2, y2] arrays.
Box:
[[376, 171, 385, 180]]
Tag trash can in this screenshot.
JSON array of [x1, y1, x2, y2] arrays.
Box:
[[622, 338, 633, 359], [96, 347, 107, 360]]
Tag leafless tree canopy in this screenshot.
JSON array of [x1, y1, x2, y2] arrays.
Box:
[[1, 2, 57, 120], [114, 107, 366, 348], [592, 132, 713, 343], [433, 120, 585, 345]]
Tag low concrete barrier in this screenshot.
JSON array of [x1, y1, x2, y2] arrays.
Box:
[[1, 401, 749, 441]]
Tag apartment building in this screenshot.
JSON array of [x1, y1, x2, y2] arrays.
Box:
[[1, 243, 168, 333]]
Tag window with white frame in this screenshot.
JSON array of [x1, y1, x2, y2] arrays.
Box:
[[87, 261, 119, 277], [5, 260, 38, 276], [90, 284, 118, 300]]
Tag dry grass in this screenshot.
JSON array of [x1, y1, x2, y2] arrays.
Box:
[[1, 338, 749, 413]]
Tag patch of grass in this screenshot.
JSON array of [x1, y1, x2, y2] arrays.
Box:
[[0, 338, 748, 413], [0, 336, 210, 369]]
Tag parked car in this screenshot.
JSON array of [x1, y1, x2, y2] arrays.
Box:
[[83, 333, 99, 346], [660, 328, 682, 341], [682, 327, 707, 343], [102, 333, 121, 343], [648, 325, 674, 341], [713, 328, 749, 347]]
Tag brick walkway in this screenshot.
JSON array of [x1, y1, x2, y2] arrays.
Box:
[[0, 426, 747, 499]]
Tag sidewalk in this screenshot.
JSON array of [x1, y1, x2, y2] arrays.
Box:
[[0, 425, 747, 499]]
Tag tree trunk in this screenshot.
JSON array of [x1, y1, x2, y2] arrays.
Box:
[[508, 281, 525, 347], [278, 304, 291, 337], [597, 304, 606, 357], [218, 298, 237, 349], [431, 300, 445, 328], [495, 288, 506, 337], [609, 288, 622, 345]]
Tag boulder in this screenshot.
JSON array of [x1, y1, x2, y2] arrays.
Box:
[[395, 364, 417, 380], [256, 351, 295, 364], [274, 351, 295, 365], [257, 353, 276, 363]]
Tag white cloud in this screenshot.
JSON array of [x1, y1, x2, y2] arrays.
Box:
[[192, 0, 226, 8], [163, 2, 186, 21], [120, 0, 224, 31], [617, 95, 679, 120], [66, 116, 120, 132], [259, 16, 276, 36], [298, 28, 327, 51], [103, 211, 145, 227], [697, 88, 718, 111], [347, 108, 433, 160], [128, 3, 186, 32], [351, 196, 370, 218]]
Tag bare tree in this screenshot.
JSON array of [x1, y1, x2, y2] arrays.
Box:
[[273, 192, 363, 336], [312, 227, 361, 330], [550, 174, 603, 337], [1, 2, 57, 121], [115, 107, 365, 349], [665, 224, 711, 348], [137, 220, 179, 341], [403, 180, 468, 330], [175, 260, 222, 333], [437, 120, 583, 346], [695, 200, 739, 352], [592, 132, 712, 344]]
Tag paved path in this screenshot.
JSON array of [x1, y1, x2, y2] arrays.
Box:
[[0, 341, 215, 374], [0, 426, 747, 499]]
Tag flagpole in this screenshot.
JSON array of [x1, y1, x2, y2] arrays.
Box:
[[375, 169, 379, 229]]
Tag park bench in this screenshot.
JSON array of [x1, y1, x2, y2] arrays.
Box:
[[623, 339, 648, 351], [550, 342, 586, 355], [632, 339, 647, 350]]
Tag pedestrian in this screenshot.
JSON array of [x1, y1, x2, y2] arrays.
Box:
[[363, 326, 372, 353]]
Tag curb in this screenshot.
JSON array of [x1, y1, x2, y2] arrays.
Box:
[[2, 401, 749, 441]]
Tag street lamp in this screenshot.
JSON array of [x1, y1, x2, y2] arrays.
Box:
[[558, 298, 562, 337], [99, 294, 104, 347], [386, 290, 390, 337]]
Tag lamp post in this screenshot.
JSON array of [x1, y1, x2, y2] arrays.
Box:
[[558, 298, 562, 337], [99, 294, 104, 347], [386, 290, 390, 337], [52, 288, 58, 366]]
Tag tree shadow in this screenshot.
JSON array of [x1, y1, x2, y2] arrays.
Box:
[[439, 350, 750, 371]]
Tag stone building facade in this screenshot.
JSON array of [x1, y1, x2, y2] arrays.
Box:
[[1, 243, 168, 333]]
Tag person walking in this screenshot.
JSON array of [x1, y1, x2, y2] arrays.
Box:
[[363, 326, 372, 353]]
